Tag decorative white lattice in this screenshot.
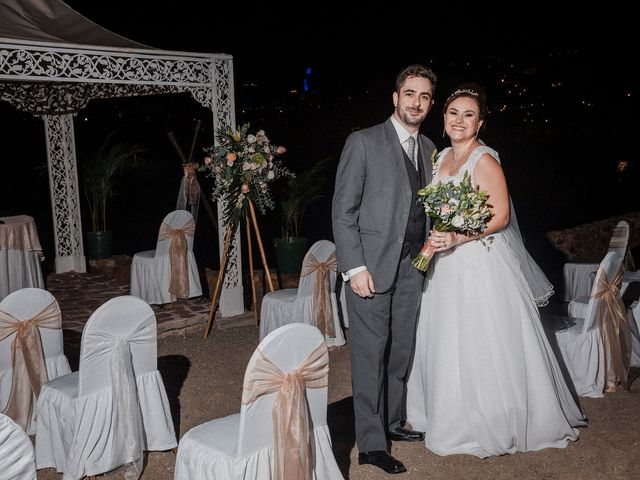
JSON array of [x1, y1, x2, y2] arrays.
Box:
[[0, 43, 226, 86], [225, 226, 240, 289], [44, 114, 84, 260], [0, 82, 214, 116], [211, 59, 240, 290], [213, 58, 235, 130]]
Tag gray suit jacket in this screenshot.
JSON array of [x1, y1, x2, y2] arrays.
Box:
[[332, 118, 435, 292]]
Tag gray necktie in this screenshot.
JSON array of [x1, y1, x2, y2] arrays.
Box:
[[406, 136, 417, 170]]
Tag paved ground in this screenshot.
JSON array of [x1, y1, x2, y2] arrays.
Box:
[[47, 271, 251, 339]]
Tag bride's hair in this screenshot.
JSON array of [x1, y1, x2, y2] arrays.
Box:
[[443, 83, 487, 120]]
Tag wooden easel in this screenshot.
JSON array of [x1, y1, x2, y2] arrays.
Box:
[[203, 199, 275, 338]]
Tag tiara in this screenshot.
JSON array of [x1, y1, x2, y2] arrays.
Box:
[[447, 88, 479, 101]]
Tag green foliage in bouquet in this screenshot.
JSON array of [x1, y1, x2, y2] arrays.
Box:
[[202, 124, 294, 228], [412, 171, 493, 271]]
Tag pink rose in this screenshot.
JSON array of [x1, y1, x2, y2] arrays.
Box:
[[276, 146, 287, 154], [204, 156, 212, 165], [226, 152, 237, 162], [241, 184, 250, 193], [440, 205, 451, 215]]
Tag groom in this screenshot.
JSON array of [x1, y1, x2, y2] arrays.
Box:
[[332, 64, 437, 474]]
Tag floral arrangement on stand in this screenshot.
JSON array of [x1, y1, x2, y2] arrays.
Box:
[[202, 123, 294, 228], [412, 170, 493, 271]]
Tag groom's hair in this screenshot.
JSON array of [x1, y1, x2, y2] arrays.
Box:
[[395, 64, 437, 94]]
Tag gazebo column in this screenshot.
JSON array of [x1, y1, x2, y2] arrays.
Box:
[[216, 210, 244, 316], [43, 114, 86, 273], [211, 57, 243, 316]]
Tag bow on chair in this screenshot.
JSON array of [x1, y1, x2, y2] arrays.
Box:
[[183, 163, 200, 206], [159, 218, 196, 301], [242, 343, 329, 480], [592, 264, 633, 392], [0, 301, 61, 431], [300, 252, 337, 338]]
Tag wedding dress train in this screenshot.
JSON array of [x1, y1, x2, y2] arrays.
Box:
[[406, 146, 586, 458]]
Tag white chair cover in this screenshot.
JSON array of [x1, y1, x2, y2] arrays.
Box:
[[175, 323, 343, 479], [563, 221, 630, 301], [259, 240, 346, 347], [35, 296, 177, 479], [0, 288, 71, 434], [556, 252, 623, 397], [130, 210, 202, 305], [0, 413, 36, 480]]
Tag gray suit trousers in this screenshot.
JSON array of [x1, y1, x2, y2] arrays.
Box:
[[346, 253, 424, 452]]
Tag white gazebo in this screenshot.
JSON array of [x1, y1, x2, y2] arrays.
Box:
[[0, 0, 244, 316]]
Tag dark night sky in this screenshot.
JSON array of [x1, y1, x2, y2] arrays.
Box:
[[62, 1, 630, 93]]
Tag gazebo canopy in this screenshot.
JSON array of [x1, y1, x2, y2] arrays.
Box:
[[0, 0, 244, 316], [0, 0, 234, 116]]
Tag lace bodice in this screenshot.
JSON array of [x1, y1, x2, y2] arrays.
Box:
[[432, 145, 500, 187]]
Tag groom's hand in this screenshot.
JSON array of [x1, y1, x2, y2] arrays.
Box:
[[350, 270, 375, 298]]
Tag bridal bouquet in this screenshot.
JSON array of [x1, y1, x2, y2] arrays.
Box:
[[412, 171, 493, 271], [202, 123, 293, 228]]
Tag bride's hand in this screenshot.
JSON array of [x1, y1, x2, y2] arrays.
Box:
[[429, 231, 458, 252]]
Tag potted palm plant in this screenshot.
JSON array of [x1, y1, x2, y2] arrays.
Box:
[[82, 133, 144, 259], [274, 157, 331, 273]]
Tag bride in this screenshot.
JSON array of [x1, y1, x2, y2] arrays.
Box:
[[406, 84, 586, 458]]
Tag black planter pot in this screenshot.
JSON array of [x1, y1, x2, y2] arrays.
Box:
[[273, 237, 308, 274], [86, 230, 114, 259]]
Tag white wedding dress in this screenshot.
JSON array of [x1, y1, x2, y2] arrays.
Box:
[[406, 146, 586, 458]]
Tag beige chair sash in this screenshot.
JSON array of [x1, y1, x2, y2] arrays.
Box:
[[592, 265, 632, 392], [183, 163, 200, 205], [300, 252, 337, 338], [0, 300, 61, 431], [159, 218, 195, 301], [242, 342, 329, 480]]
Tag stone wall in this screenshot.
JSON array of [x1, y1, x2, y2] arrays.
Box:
[[546, 212, 640, 264]]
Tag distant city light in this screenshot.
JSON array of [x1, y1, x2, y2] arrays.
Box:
[[303, 67, 312, 93]]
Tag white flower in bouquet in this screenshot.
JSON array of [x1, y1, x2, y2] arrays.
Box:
[[412, 170, 493, 271], [201, 123, 294, 228]]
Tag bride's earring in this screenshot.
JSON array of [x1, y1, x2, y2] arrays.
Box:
[[442, 128, 446, 138]]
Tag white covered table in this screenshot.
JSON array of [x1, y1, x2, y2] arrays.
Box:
[[0, 216, 44, 301], [565, 264, 639, 302], [563, 262, 599, 302]]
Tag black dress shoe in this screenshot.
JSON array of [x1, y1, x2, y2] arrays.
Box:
[[358, 450, 407, 474], [388, 426, 425, 442]]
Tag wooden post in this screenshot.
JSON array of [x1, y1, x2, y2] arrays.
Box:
[[203, 224, 233, 338], [204, 200, 275, 338], [246, 215, 258, 325], [248, 200, 275, 293]]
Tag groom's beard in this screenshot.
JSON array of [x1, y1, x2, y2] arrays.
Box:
[[398, 106, 427, 127]]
